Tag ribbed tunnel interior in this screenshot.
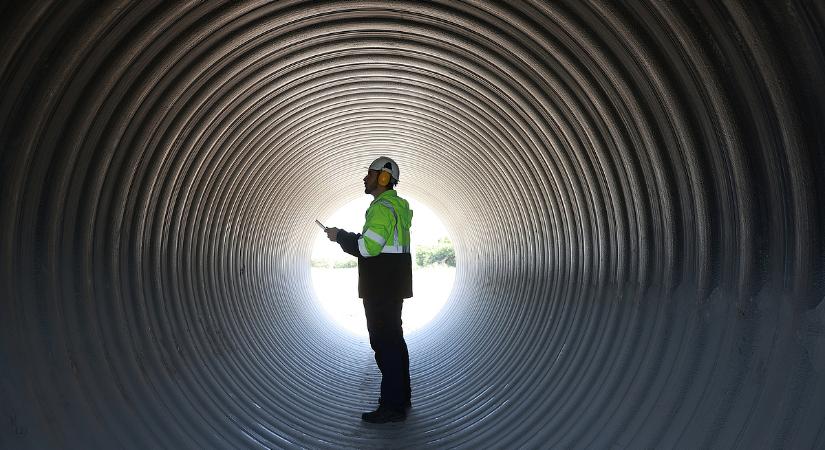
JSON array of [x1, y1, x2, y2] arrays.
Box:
[[2, 1, 825, 448]]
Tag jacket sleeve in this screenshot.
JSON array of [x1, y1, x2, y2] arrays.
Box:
[[358, 204, 396, 257], [335, 229, 362, 258]]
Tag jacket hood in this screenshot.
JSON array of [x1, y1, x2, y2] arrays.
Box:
[[374, 190, 413, 228]]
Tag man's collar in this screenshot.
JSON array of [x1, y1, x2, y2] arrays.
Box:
[[371, 189, 396, 203]]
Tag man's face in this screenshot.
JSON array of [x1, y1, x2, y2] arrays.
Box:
[[364, 169, 379, 194]]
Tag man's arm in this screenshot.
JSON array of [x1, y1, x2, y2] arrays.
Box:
[[335, 229, 362, 258], [356, 204, 396, 257]]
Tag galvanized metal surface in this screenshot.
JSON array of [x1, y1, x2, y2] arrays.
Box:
[[1, 1, 824, 448]]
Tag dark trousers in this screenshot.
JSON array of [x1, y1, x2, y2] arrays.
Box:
[[363, 297, 411, 410]]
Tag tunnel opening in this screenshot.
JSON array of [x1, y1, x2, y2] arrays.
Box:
[[309, 195, 456, 336]]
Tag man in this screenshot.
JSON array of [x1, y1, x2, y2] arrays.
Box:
[[324, 156, 414, 423]]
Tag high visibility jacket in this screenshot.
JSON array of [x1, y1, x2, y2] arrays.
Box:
[[336, 189, 414, 299]]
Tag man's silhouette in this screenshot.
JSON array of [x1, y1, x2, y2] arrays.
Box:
[[324, 156, 413, 423]]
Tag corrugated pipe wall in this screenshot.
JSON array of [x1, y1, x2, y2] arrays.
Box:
[[2, 1, 824, 448]]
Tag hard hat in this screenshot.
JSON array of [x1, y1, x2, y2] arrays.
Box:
[[368, 156, 400, 184]]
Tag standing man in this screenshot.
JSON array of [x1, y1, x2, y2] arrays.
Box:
[[324, 157, 413, 423]]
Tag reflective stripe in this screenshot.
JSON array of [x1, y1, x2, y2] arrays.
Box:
[[357, 237, 371, 257], [363, 229, 386, 246], [376, 200, 401, 248], [381, 245, 410, 254]]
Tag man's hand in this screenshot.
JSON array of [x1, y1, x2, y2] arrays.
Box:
[[325, 227, 339, 242]]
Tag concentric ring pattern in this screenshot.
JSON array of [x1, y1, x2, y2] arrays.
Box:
[[2, 1, 824, 448]]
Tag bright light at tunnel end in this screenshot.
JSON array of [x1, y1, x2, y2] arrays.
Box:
[[310, 196, 455, 336]]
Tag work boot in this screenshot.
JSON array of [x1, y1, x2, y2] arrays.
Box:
[[361, 405, 406, 423]]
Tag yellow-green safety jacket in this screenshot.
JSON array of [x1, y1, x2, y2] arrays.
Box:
[[336, 189, 414, 299]]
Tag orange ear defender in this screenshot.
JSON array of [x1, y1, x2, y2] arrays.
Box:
[[378, 170, 391, 187]]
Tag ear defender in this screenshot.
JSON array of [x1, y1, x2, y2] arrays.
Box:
[[378, 170, 391, 187]]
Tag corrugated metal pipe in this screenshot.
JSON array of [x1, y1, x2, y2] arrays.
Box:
[[2, 1, 824, 448]]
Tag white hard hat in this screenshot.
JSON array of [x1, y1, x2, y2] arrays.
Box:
[[368, 156, 400, 183]]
